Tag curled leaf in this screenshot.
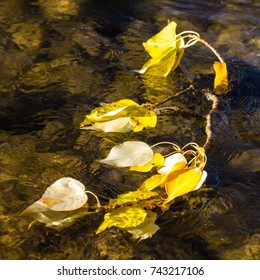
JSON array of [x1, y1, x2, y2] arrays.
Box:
[[100, 141, 154, 167], [163, 168, 207, 208], [80, 99, 157, 133], [213, 61, 229, 95], [158, 152, 187, 174], [138, 21, 185, 77], [96, 206, 147, 234]]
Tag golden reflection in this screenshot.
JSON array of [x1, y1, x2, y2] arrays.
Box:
[[38, 0, 79, 20]]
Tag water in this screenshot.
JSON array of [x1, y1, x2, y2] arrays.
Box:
[[0, 0, 259, 260]]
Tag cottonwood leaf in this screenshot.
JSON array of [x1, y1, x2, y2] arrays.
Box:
[[130, 107, 157, 132], [130, 153, 164, 172], [81, 117, 136, 133], [100, 141, 154, 167], [126, 211, 159, 241], [213, 61, 229, 95], [140, 174, 166, 191], [96, 207, 147, 234], [157, 152, 187, 174], [138, 21, 185, 77], [163, 168, 207, 207], [22, 178, 88, 214], [81, 99, 139, 125], [109, 189, 158, 206]]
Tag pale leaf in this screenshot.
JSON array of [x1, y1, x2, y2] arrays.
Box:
[[81, 117, 136, 133], [158, 152, 187, 174], [100, 141, 154, 167]]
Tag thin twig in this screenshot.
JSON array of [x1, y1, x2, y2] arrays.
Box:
[[203, 91, 219, 150]]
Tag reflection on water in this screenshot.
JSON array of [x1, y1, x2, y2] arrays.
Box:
[[0, 0, 259, 259]]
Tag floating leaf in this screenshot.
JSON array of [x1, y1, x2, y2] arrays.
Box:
[[81, 99, 139, 124], [96, 206, 147, 234], [126, 211, 159, 241], [81, 117, 136, 133], [130, 107, 157, 132], [100, 141, 154, 167], [22, 177, 88, 214], [163, 168, 207, 207], [130, 153, 164, 172], [80, 99, 157, 133], [158, 152, 187, 174], [140, 174, 166, 191], [213, 61, 229, 95], [138, 21, 185, 77]]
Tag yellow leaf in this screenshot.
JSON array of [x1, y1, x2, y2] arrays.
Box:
[[143, 21, 178, 58], [130, 153, 164, 172], [109, 190, 158, 206], [140, 174, 166, 191], [213, 61, 229, 95], [163, 168, 207, 206], [80, 99, 139, 126], [139, 21, 185, 77], [96, 207, 147, 234], [130, 107, 157, 132]]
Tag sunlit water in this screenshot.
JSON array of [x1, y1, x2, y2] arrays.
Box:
[[0, 0, 259, 259]]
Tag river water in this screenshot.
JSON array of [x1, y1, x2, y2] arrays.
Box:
[[0, 0, 259, 259]]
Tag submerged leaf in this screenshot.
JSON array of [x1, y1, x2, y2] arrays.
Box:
[[213, 61, 229, 95], [126, 211, 159, 241], [96, 206, 147, 234], [109, 189, 158, 206], [100, 141, 154, 167], [163, 168, 207, 207], [130, 153, 164, 172]]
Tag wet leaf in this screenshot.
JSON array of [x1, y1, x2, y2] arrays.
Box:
[[213, 61, 229, 95], [140, 174, 166, 191], [81, 117, 136, 133], [163, 168, 207, 207], [109, 189, 158, 206], [100, 141, 154, 167], [126, 211, 159, 241], [80, 99, 157, 133], [130, 107, 157, 132], [22, 177, 88, 213], [157, 152, 187, 174], [130, 153, 164, 172], [81, 99, 139, 124], [138, 21, 185, 77], [96, 207, 147, 234]]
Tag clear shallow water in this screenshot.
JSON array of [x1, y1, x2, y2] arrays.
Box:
[[0, 0, 259, 259]]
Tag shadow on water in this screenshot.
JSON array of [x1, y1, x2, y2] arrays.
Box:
[[0, 0, 259, 259]]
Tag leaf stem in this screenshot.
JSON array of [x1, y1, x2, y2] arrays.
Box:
[[86, 191, 102, 208]]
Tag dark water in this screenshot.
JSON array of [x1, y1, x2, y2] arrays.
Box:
[[0, 0, 259, 259]]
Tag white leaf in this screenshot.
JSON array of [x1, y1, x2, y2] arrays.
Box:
[[81, 117, 136, 133], [22, 177, 88, 213], [100, 141, 154, 167], [41, 177, 88, 211], [158, 152, 187, 174], [194, 170, 207, 190]]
